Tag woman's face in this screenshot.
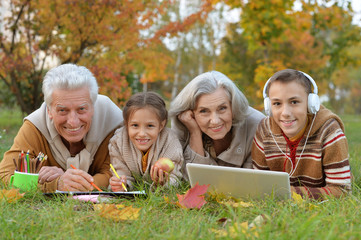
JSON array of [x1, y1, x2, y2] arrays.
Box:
[[193, 88, 233, 140]]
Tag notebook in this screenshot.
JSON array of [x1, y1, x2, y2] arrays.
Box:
[[186, 163, 291, 200]]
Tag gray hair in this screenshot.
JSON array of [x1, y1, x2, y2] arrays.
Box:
[[169, 71, 249, 135], [42, 63, 98, 107]]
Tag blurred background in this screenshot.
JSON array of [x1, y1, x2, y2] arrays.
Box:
[[1, 0, 360, 115]]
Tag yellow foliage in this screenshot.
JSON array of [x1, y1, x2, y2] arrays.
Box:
[[94, 203, 141, 221], [0, 189, 25, 203], [219, 200, 254, 208], [210, 221, 259, 238], [292, 192, 318, 210]]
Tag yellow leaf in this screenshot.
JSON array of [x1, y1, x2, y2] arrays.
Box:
[[220, 200, 254, 208], [94, 203, 141, 221], [0, 189, 25, 203], [209, 228, 228, 238], [308, 203, 318, 210], [212, 222, 259, 238], [292, 192, 304, 205]]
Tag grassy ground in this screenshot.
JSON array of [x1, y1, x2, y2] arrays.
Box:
[[1, 109, 361, 239]]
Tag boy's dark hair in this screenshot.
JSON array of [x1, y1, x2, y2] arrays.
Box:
[[123, 92, 168, 126], [265, 69, 312, 95]]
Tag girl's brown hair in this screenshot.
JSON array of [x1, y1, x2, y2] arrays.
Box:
[[123, 92, 168, 126]]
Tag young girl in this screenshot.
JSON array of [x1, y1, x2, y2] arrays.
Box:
[[109, 92, 184, 191]]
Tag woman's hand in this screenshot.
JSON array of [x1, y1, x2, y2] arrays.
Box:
[[150, 165, 169, 186], [178, 110, 201, 134], [178, 110, 205, 156], [109, 175, 127, 192]]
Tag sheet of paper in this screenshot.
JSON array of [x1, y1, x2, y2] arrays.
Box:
[[54, 190, 146, 195]]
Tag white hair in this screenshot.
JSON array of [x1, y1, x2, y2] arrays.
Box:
[[169, 71, 249, 138], [42, 63, 98, 107]]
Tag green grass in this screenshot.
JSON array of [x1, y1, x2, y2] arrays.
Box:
[[1, 109, 361, 239]]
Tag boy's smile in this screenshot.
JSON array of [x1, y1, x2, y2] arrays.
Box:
[[268, 81, 309, 139]]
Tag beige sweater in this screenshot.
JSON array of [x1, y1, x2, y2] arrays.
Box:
[[0, 95, 122, 192], [109, 127, 184, 188], [172, 107, 265, 172]]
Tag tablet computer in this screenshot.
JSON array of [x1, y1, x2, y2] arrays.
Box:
[[187, 163, 291, 200]]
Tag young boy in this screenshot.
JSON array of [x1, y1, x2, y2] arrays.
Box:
[[252, 69, 351, 199]]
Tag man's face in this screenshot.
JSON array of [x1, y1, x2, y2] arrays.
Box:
[[47, 87, 94, 145]]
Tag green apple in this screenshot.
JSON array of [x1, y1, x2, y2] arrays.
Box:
[[154, 157, 175, 173]]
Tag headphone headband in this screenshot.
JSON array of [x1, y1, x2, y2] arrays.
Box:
[[263, 70, 320, 115], [263, 71, 318, 99]]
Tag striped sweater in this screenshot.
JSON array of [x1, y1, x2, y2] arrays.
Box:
[[252, 106, 351, 199]]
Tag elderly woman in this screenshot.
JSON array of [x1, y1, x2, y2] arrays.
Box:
[[169, 71, 264, 172], [0, 64, 122, 192]]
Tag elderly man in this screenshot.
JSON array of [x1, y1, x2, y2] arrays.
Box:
[[0, 64, 122, 192]]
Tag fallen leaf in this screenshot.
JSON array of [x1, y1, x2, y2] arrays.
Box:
[[291, 192, 318, 210], [207, 190, 232, 202], [249, 214, 271, 228], [211, 222, 259, 238], [292, 192, 304, 205], [94, 203, 140, 221], [308, 203, 318, 210], [220, 200, 254, 208], [176, 183, 209, 209], [0, 189, 25, 203], [209, 228, 228, 238]]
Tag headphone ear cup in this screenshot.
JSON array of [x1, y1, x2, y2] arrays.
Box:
[[308, 93, 320, 114], [264, 97, 271, 116]]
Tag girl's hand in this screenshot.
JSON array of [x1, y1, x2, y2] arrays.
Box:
[[178, 110, 201, 134], [109, 175, 127, 192], [150, 165, 169, 186]]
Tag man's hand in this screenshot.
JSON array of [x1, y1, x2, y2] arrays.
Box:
[[57, 169, 94, 191], [38, 166, 65, 184]]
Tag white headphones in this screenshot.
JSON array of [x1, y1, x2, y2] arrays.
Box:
[[263, 71, 320, 116]]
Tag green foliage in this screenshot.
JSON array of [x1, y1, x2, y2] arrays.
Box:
[[218, 0, 361, 114]]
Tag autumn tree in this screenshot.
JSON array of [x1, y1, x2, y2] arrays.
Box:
[[0, 0, 212, 114], [217, 0, 360, 112]]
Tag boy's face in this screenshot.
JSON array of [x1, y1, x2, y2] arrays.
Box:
[[268, 81, 308, 139]]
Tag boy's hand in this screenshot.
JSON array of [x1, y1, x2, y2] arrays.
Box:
[[110, 175, 127, 192], [150, 165, 169, 186]]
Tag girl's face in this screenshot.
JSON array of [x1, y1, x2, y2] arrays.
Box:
[[127, 107, 166, 152]]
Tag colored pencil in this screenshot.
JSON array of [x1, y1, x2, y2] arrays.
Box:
[[13, 158, 18, 171], [26, 150, 30, 173], [110, 163, 127, 192], [70, 164, 103, 192]]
